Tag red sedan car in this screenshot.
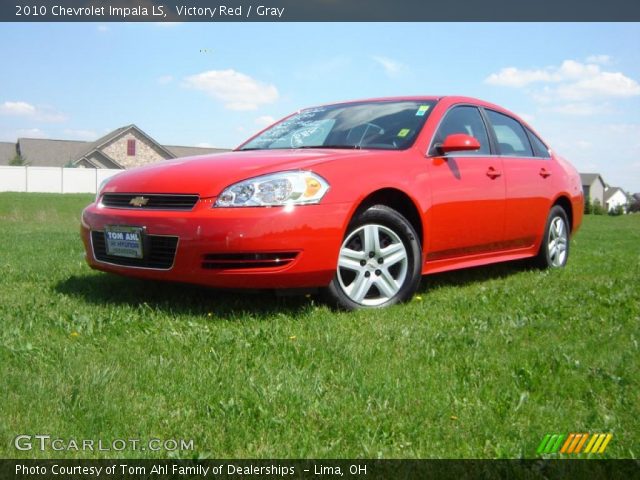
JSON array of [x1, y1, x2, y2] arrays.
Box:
[[81, 96, 583, 309]]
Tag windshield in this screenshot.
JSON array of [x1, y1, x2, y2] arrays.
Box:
[[239, 100, 437, 151]]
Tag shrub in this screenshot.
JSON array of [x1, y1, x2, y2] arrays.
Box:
[[591, 199, 605, 215], [609, 204, 625, 216], [584, 196, 592, 214]]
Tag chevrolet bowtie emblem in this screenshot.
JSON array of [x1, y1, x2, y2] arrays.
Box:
[[129, 196, 149, 207]]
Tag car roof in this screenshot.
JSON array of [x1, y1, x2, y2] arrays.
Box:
[[307, 95, 507, 112]]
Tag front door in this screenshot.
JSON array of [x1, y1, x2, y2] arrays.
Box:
[[426, 105, 506, 261]]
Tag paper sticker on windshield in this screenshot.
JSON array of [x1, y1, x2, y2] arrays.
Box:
[[416, 105, 430, 116], [397, 128, 411, 138]]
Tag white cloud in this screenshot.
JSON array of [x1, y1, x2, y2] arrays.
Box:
[[63, 128, 98, 140], [485, 59, 640, 114], [485, 60, 607, 88], [586, 54, 611, 65], [97, 25, 109, 33], [555, 71, 640, 101], [184, 69, 279, 111], [0, 101, 36, 116], [255, 115, 275, 127], [485, 67, 559, 87], [371, 56, 404, 77], [157, 75, 173, 85], [0, 101, 66, 122]]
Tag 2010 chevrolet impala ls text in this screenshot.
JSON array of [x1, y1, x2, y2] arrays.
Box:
[[81, 96, 584, 309]]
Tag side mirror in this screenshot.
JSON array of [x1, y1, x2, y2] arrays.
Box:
[[437, 133, 481, 154]]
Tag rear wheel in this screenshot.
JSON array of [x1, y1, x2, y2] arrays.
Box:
[[324, 205, 422, 310], [535, 205, 570, 268]]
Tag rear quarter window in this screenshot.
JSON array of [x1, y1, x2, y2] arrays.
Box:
[[526, 128, 551, 158], [485, 110, 534, 157]]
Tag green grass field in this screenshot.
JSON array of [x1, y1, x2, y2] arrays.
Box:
[[0, 192, 638, 459]]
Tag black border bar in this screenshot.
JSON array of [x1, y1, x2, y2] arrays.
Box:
[[2, 459, 640, 480], [4, 0, 640, 22]]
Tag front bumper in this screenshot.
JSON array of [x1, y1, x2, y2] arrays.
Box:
[[81, 200, 351, 289]]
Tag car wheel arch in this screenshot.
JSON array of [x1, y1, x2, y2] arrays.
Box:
[[551, 194, 573, 233], [346, 187, 425, 249], [324, 203, 423, 309]]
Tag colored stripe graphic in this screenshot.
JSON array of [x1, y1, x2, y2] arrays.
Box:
[[536, 434, 551, 455], [597, 433, 613, 453], [584, 434, 598, 453], [537, 434, 566, 454], [539, 433, 612, 455], [560, 434, 575, 453], [588, 434, 606, 453], [584, 433, 613, 454], [574, 433, 589, 453]]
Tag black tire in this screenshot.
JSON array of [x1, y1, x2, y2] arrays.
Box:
[[323, 205, 422, 310], [534, 205, 570, 269]]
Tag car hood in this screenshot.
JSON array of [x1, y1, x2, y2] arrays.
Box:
[[102, 149, 371, 197]]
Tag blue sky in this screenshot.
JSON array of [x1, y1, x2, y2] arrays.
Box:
[[1, 22, 639, 191]]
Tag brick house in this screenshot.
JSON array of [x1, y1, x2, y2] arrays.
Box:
[[0, 124, 229, 169]]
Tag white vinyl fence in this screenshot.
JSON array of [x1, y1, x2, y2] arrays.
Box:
[[0, 166, 121, 194]]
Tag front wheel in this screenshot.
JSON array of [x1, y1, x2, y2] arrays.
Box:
[[324, 205, 422, 310], [535, 205, 570, 268]]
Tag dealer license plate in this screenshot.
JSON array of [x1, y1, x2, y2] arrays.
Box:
[[104, 225, 144, 259]]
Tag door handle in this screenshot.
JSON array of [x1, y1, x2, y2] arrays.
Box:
[[486, 167, 501, 179], [539, 168, 552, 178]]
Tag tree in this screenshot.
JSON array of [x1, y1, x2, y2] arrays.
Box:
[[584, 196, 592, 214], [8, 154, 28, 166]]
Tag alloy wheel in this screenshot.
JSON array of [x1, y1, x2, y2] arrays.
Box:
[[337, 224, 408, 306], [548, 216, 568, 267]]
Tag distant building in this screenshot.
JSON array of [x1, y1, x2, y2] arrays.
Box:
[[580, 173, 606, 207], [0, 124, 229, 169], [604, 187, 629, 213]]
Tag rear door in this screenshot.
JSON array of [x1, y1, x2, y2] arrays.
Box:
[[483, 109, 553, 249], [426, 105, 506, 261]]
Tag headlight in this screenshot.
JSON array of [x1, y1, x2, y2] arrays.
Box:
[[96, 178, 109, 202], [95, 175, 118, 203], [215, 171, 329, 207]]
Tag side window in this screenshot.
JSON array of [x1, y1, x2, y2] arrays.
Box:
[[430, 106, 490, 156], [526, 128, 551, 158], [485, 110, 534, 157]]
